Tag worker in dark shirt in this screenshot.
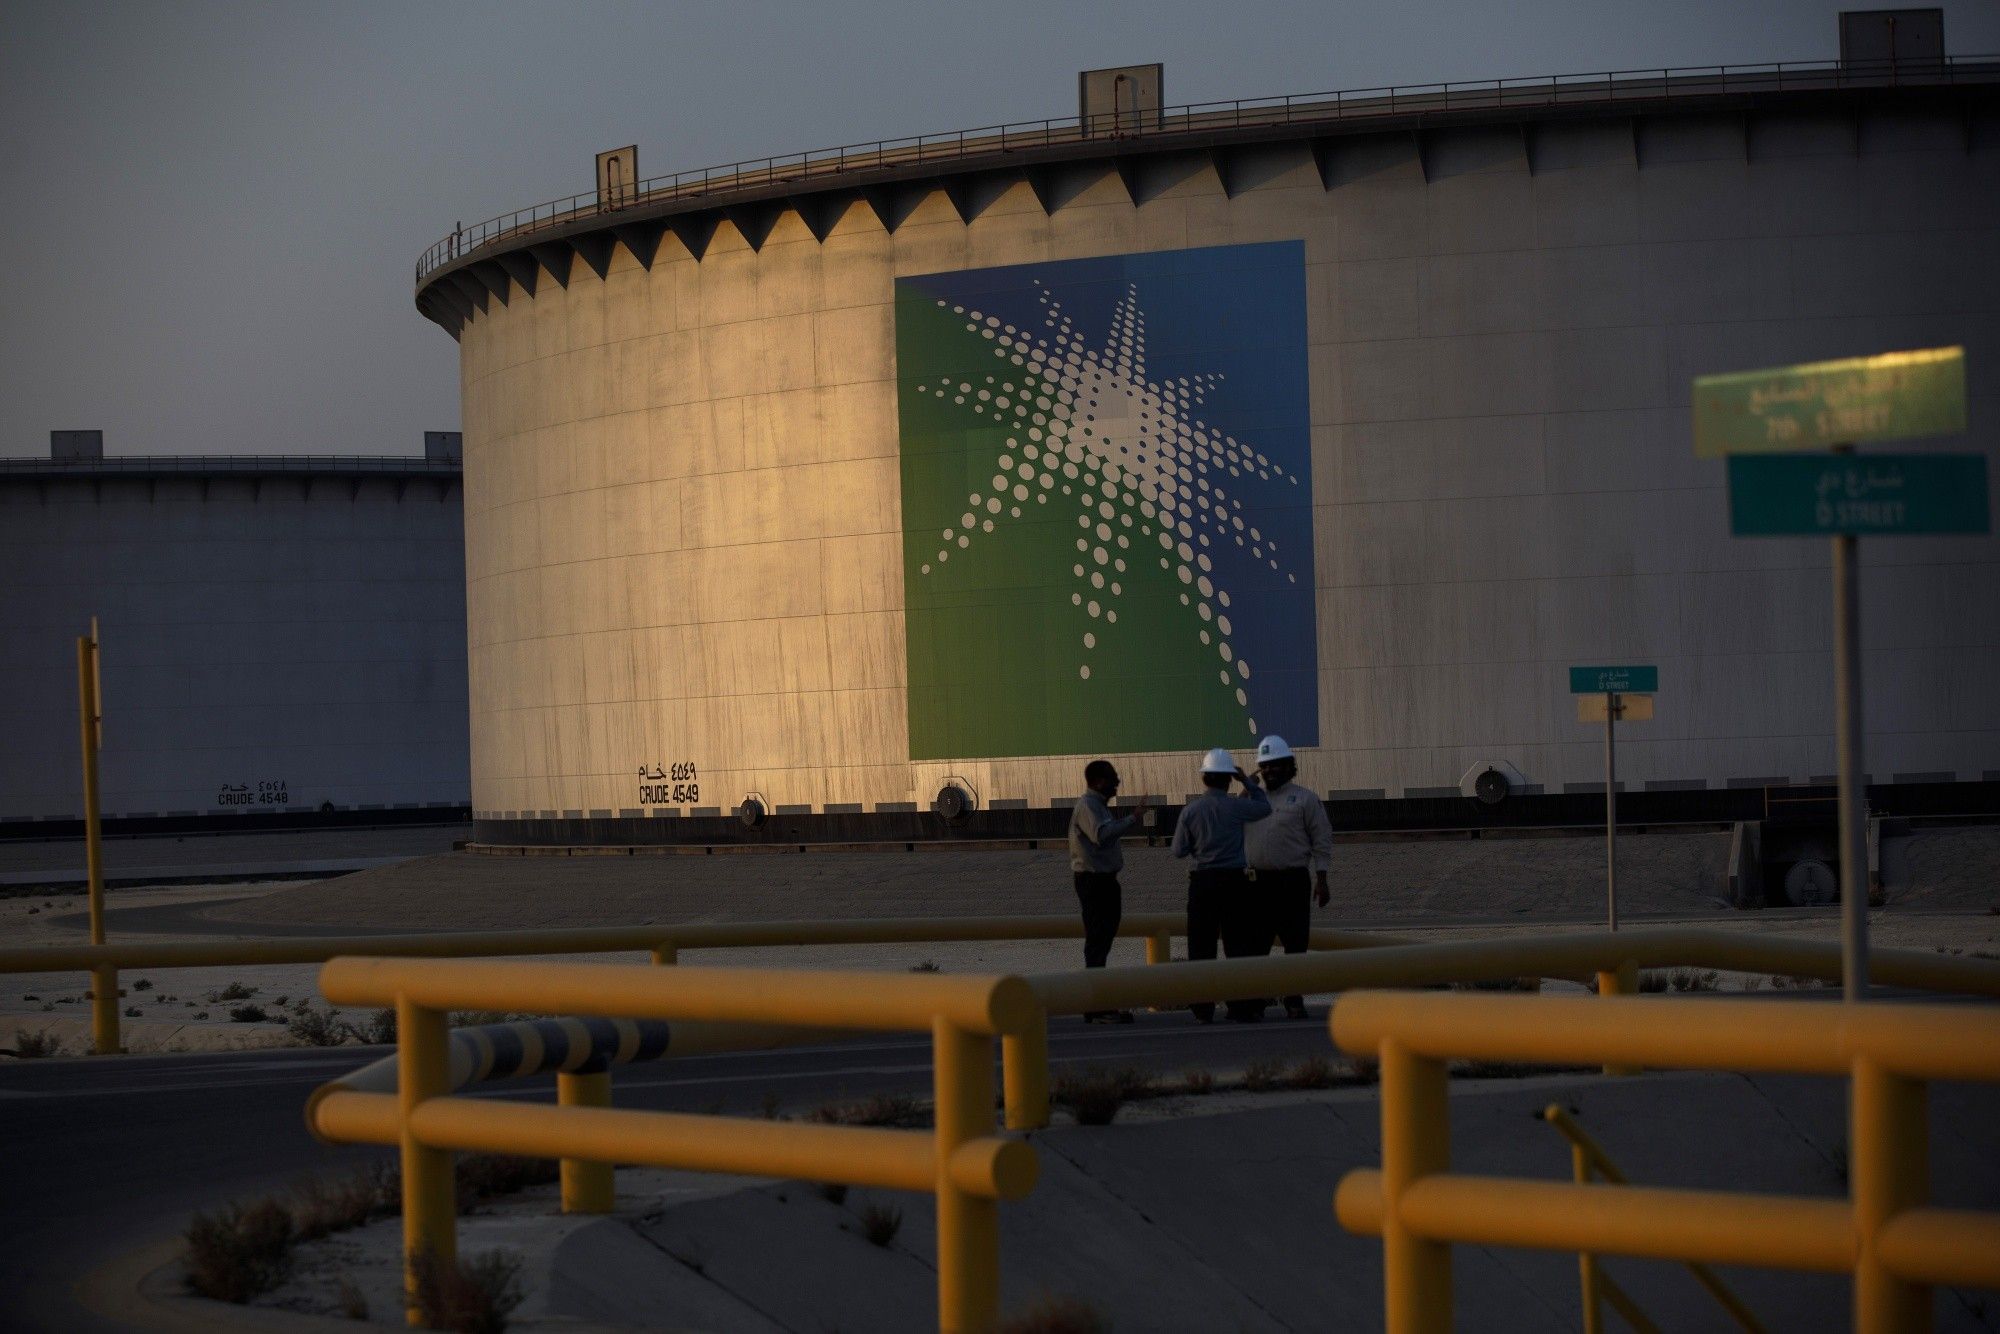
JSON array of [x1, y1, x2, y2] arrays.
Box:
[[1169, 747, 1272, 1022], [1067, 759, 1146, 1024]]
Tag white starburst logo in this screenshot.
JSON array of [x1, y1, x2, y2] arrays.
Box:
[[909, 279, 1304, 734]]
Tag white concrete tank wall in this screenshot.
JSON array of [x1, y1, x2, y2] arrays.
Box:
[[0, 468, 469, 820], [455, 101, 2000, 822]]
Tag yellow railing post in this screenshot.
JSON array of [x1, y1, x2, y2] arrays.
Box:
[[1852, 1056, 1929, 1334], [90, 964, 121, 1056], [934, 1016, 1001, 1334], [1380, 1037, 1451, 1334], [1001, 1008, 1050, 1131], [651, 942, 677, 966], [1145, 932, 1172, 966], [396, 997, 456, 1326], [1571, 1139, 1604, 1334], [556, 1071, 616, 1213], [78, 624, 117, 1056], [1596, 960, 1638, 1076]]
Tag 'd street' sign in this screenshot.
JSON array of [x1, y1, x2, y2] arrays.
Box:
[[1568, 665, 1658, 694], [1693, 347, 1965, 458], [1727, 453, 1992, 537]]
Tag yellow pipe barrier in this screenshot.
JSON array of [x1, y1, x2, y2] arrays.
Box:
[[1378, 1040, 1450, 1334], [15, 917, 2000, 1060], [1594, 959, 1638, 1076], [1876, 1209, 2000, 1289], [1852, 1056, 1929, 1331], [998, 932, 2000, 1130], [0, 912, 1199, 975], [1000, 1010, 1051, 1133], [1332, 992, 2000, 1334], [396, 997, 455, 1326], [1, 911, 1206, 1058], [320, 956, 1039, 1036], [309, 958, 1039, 1334], [1331, 991, 2000, 1082], [1540, 1105, 1767, 1333], [556, 1071, 615, 1213]]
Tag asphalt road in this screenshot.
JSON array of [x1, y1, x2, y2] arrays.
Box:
[[0, 1008, 1338, 1333]]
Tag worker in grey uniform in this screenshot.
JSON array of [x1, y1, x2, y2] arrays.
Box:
[[1245, 734, 1333, 1021], [1067, 759, 1146, 1024], [1169, 747, 1271, 1022]]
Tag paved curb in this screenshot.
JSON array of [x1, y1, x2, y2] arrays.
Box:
[[78, 1235, 359, 1333]]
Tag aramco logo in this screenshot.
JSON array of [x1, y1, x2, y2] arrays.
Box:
[[896, 241, 1317, 761]]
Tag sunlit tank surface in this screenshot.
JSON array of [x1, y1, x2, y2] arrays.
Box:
[[418, 59, 2000, 845]]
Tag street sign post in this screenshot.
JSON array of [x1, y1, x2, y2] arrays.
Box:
[[1569, 667, 1657, 932], [1727, 453, 1991, 536], [1700, 346, 1983, 1004]]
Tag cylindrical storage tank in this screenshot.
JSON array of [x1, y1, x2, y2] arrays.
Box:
[[428, 71, 2000, 845]]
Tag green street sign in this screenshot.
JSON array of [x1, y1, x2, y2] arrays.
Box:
[[1693, 346, 1965, 458], [1727, 453, 1992, 537], [1569, 665, 1658, 694]]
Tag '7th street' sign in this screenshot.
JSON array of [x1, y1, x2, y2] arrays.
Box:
[[1693, 346, 1965, 458]]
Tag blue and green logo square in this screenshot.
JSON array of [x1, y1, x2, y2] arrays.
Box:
[[896, 241, 1317, 760]]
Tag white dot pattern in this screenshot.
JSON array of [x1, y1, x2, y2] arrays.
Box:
[[915, 281, 1305, 726]]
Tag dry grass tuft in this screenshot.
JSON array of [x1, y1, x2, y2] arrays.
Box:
[[809, 1092, 931, 1129], [7, 1029, 66, 1058], [859, 1202, 904, 1247], [1241, 1057, 1287, 1092], [1052, 1066, 1154, 1126], [998, 1295, 1113, 1334], [183, 1199, 294, 1302], [412, 1247, 525, 1334], [1286, 1055, 1338, 1089], [455, 1155, 558, 1212]]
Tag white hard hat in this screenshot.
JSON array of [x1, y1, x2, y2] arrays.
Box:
[[1256, 735, 1293, 764], [1200, 747, 1237, 774]]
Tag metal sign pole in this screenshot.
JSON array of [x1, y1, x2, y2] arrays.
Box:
[[1832, 517, 1869, 1002], [1604, 692, 1617, 932]]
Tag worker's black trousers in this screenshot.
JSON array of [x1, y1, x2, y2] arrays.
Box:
[[1260, 866, 1313, 1011], [1187, 867, 1267, 1021], [1072, 871, 1122, 969]]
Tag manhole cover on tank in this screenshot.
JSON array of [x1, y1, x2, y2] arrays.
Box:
[[1784, 858, 1838, 906]]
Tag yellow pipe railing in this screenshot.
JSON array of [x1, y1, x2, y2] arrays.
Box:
[[1003, 929, 2000, 1127], [309, 956, 1040, 1334], [0, 911, 1213, 1057], [1538, 1104, 1765, 1333], [1330, 992, 2000, 1334]]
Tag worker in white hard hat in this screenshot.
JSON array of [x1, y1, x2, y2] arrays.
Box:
[[1246, 734, 1334, 1021], [1168, 746, 1272, 1022]]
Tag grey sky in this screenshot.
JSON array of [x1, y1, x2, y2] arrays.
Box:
[[4, 0, 1995, 459]]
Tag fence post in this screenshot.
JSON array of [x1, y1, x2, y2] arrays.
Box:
[[397, 997, 456, 1326], [557, 1071, 616, 1213], [934, 1017, 1000, 1334], [651, 942, 678, 966], [1380, 1037, 1451, 1334], [1851, 1056, 1928, 1333], [1001, 1008, 1050, 1131], [91, 964, 121, 1055], [1596, 960, 1639, 1076], [1145, 932, 1172, 966]]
